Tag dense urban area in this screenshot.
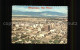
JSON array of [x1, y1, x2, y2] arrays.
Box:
[[12, 17, 68, 44]]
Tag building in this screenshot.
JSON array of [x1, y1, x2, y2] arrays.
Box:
[[50, 23, 54, 29], [38, 27, 41, 31], [42, 25, 50, 31]]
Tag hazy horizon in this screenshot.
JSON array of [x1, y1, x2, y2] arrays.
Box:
[[12, 6, 68, 18]]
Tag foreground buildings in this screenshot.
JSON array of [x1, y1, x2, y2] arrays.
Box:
[[12, 17, 67, 44]]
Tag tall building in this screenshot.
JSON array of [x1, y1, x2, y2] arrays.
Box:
[[43, 25, 50, 31], [50, 23, 54, 29]]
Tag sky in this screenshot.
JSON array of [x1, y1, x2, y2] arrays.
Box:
[[12, 5, 68, 14]]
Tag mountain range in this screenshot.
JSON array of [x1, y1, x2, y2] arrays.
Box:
[[12, 11, 67, 17]]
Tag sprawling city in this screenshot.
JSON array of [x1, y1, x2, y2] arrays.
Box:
[[12, 17, 67, 44], [12, 6, 68, 44]]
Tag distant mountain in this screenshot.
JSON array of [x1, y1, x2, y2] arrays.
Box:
[[12, 11, 67, 17]]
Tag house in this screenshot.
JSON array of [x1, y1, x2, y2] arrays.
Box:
[[50, 29, 56, 33]]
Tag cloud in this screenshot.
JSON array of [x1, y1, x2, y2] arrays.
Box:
[[53, 7, 68, 14]]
